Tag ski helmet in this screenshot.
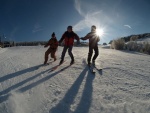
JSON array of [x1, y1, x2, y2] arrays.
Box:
[[67, 26, 72, 30], [52, 32, 55, 37], [91, 25, 96, 32]]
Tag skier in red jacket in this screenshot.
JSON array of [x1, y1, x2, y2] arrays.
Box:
[[59, 26, 80, 65]]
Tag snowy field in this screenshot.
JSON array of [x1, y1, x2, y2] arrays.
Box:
[[0, 46, 150, 113]]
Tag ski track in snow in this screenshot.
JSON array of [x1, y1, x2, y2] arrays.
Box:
[[0, 46, 150, 113]]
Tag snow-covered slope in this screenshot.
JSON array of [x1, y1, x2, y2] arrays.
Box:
[[0, 47, 7, 54], [137, 37, 150, 44], [0, 46, 150, 113]]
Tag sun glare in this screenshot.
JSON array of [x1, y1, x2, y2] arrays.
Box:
[[96, 28, 104, 37]]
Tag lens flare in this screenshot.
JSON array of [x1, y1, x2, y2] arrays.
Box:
[[96, 28, 104, 37]]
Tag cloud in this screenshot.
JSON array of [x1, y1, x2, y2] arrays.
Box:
[[73, 0, 113, 32], [74, 0, 84, 17], [73, 0, 102, 31], [32, 23, 43, 33], [124, 25, 132, 29]]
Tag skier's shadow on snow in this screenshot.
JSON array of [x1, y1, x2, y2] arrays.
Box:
[[0, 66, 50, 96], [49, 66, 95, 113], [0, 64, 44, 83], [17, 65, 70, 93], [0, 65, 70, 103]]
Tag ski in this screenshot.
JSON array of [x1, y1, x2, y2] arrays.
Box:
[[83, 59, 95, 74], [88, 64, 96, 74], [87, 62, 102, 74], [50, 60, 66, 71], [93, 64, 102, 71], [91, 63, 103, 75]]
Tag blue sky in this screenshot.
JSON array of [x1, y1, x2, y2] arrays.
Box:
[[0, 0, 150, 44]]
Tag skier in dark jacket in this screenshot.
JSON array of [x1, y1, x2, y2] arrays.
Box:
[[59, 26, 80, 65], [44, 32, 58, 64], [80, 25, 100, 65]]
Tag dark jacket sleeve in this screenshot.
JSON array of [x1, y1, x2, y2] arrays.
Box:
[[44, 39, 51, 47], [59, 32, 66, 43], [81, 32, 100, 42], [74, 33, 80, 41], [81, 33, 91, 40]]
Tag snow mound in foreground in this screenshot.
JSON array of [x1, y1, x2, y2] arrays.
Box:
[[0, 46, 150, 113]]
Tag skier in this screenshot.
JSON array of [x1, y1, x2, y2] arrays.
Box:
[[80, 25, 100, 65], [44, 32, 58, 65], [59, 26, 80, 65]]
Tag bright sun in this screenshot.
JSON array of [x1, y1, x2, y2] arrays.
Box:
[[96, 28, 104, 37]]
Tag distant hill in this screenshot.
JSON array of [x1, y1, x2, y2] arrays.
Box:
[[109, 33, 150, 44]]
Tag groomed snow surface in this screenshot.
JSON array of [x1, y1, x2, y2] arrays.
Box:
[[0, 46, 150, 113]]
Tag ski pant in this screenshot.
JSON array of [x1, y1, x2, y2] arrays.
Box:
[[44, 48, 57, 64], [87, 45, 99, 63], [61, 45, 74, 61]]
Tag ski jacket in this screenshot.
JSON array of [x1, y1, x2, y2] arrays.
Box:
[[59, 31, 80, 46], [82, 31, 100, 47], [44, 38, 58, 49]]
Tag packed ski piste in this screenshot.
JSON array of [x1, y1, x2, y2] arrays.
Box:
[[0, 25, 150, 113]]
